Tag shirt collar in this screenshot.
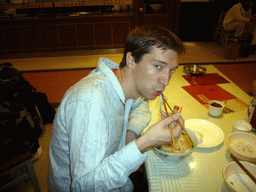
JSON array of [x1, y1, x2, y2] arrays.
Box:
[[97, 57, 126, 104]]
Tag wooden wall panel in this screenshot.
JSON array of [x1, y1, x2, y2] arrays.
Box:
[[112, 22, 130, 45], [1, 15, 133, 53], [2, 26, 23, 50], [58, 24, 77, 47], [20, 25, 42, 50], [94, 23, 111, 46], [0, 28, 7, 51], [76, 23, 94, 46], [143, 14, 170, 29], [39, 25, 60, 49]]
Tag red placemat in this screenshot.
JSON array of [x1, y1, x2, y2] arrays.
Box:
[[182, 84, 236, 104], [182, 73, 230, 86]]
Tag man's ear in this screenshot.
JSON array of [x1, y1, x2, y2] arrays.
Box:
[[126, 52, 136, 70]]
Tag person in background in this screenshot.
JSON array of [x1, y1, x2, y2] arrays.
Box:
[[223, 0, 256, 52], [49, 26, 185, 192]]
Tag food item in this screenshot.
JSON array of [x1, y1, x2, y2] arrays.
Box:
[[210, 102, 222, 108], [232, 141, 256, 157], [159, 132, 194, 154]]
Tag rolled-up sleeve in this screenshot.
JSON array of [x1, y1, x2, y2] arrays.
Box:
[[127, 97, 151, 136], [49, 59, 149, 192], [62, 91, 146, 191]]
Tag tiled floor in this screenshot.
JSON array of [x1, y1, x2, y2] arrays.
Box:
[[4, 41, 256, 192]]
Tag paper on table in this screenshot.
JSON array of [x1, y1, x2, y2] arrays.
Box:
[[182, 73, 230, 86], [182, 84, 236, 104], [182, 84, 249, 113]]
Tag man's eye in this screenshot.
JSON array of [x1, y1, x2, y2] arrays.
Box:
[[170, 68, 175, 73], [155, 65, 161, 69]]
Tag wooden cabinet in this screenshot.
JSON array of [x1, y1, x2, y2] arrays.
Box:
[[0, 17, 133, 53], [40, 25, 60, 49], [21, 25, 42, 50], [133, 0, 180, 35], [76, 23, 94, 46], [0, 0, 179, 54]]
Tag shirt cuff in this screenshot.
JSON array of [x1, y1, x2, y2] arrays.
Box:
[[127, 125, 143, 137], [119, 140, 147, 174]]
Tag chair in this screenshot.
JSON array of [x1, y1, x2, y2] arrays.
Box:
[[220, 29, 235, 48], [214, 11, 235, 48], [0, 151, 41, 192]]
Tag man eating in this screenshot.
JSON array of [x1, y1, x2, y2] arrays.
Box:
[[49, 26, 185, 192]]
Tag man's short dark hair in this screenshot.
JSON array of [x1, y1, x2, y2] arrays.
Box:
[[240, 0, 253, 4], [119, 26, 185, 68]]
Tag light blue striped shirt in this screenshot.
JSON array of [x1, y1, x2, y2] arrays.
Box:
[[49, 58, 150, 191]]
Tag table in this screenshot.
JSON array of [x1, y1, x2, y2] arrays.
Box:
[[144, 65, 252, 191]]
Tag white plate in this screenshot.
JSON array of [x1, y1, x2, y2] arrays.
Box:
[[185, 119, 224, 148]]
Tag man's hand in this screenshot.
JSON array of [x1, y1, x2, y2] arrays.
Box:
[[160, 109, 184, 142], [135, 112, 183, 153]]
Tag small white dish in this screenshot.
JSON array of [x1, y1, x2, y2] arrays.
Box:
[[223, 161, 256, 192], [233, 120, 252, 132], [208, 100, 225, 117], [185, 119, 224, 148]]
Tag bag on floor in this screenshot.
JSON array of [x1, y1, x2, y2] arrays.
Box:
[[0, 62, 44, 163]]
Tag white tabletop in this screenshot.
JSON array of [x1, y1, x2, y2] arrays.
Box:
[[144, 65, 252, 192]]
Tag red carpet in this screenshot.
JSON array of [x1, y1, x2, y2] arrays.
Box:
[[214, 63, 256, 95], [21, 63, 256, 104], [22, 69, 92, 104], [21, 64, 256, 127]]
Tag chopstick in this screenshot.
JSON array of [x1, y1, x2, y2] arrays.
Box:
[[161, 94, 194, 145], [230, 154, 256, 184], [253, 80, 255, 97], [161, 94, 176, 148]]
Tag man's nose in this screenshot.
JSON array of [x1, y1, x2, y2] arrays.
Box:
[[159, 73, 171, 86]]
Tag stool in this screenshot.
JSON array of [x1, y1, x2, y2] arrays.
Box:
[[220, 30, 235, 48], [0, 151, 41, 192]]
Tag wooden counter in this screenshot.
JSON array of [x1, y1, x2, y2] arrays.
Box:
[[0, 13, 134, 54]]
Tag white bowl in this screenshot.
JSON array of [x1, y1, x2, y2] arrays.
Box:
[[153, 129, 198, 162], [208, 100, 224, 117], [223, 161, 256, 192], [227, 132, 256, 163], [233, 120, 252, 132]]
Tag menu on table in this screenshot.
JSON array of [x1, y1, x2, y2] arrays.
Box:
[[182, 84, 236, 104], [182, 73, 230, 86], [182, 74, 249, 113]]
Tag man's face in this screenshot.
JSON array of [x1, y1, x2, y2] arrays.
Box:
[[132, 46, 179, 100]]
